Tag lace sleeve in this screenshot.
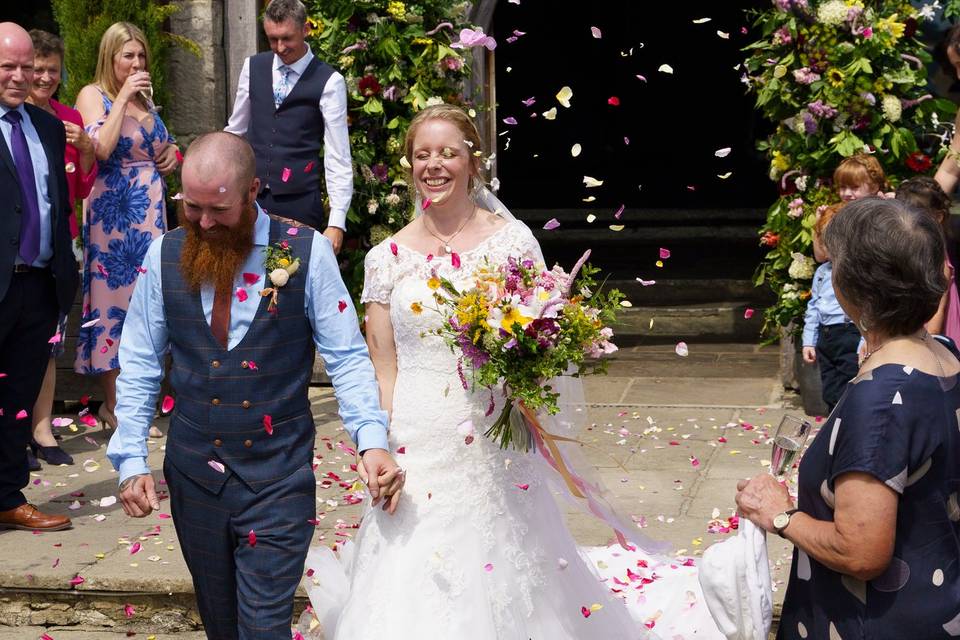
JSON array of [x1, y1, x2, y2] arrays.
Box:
[[360, 242, 394, 305], [511, 222, 545, 264]]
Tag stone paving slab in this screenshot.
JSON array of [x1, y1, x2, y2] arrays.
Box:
[[1, 342, 807, 633]]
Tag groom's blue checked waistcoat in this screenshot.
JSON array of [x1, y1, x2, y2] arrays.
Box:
[[160, 218, 316, 495]]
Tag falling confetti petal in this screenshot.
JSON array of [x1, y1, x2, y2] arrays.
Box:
[[717, 172, 733, 179], [744, 308, 755, 319], [484, 563, 494, 572], [542, 107, 557, 120], [14, 409, 27, 420], [692, 17, 712, 23], [590, 26, 602, 38], [636, 278, 656, 286], [717, 30, 730, 39], [304, 161, 315, 173], [207, 460, 226, 473], [614, 204, 625, 219], [502, 116, 518, 125], [675, 342, 689, 357], [655, 260, 664, 268], [609, 224, 625, 232], [338, 299, 348, 313], [248, 530, 257, 547], [397, 446, 407, 454], [521, 96, 536, 107], [555, 86, 573, 108], [52, 417, 74, 428], [451, 253, 461, 269], [635, 75, 647, 82], [171, 192, 184, 200], [48, 333, 61, 344], [583, 176, 604, 188], [571, 143, 582, 157], [586, 214, 596, 223], [607, 96, 620, 106], [235, 287, 248, 303], [714, 147, 732, 158], [620, 300, 633, 308], [581, 606, 592, 618], [175, 149, 184, 163], [263, 414, 273, 435], [658, 64, 674, 74], [543, 218, 561, 230], [286, 227, 299, 236], [81, 318, 100, 328], [422, 198, 432, 210], [242, 272, 261, 285], [659, 247, 671, 259], [558, 557, 569, 569], [161, 395, 175, 413]]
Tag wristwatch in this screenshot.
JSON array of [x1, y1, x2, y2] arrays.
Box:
[[773, 508, 800, 538]]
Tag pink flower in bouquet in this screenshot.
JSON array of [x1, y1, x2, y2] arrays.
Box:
[[443, 56, 463, 71]]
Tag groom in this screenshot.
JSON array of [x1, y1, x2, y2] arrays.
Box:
[[107, 132, 403, 638]]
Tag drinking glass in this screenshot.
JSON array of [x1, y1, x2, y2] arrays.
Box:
[[770, 415, 812, 477]]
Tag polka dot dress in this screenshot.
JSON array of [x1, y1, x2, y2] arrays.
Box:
[[778, 349, 960, 639]]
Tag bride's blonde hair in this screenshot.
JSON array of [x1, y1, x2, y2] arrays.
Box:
[[403, 104, 483, 190]]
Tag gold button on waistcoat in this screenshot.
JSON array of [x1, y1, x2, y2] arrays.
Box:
[[211, 360, 221, 368], [243, 439, 253, 448], [241, 400, 251, 409], [241, 361, 249, 369], [213, 438, 223, 447], [211, 398, 221, 406]]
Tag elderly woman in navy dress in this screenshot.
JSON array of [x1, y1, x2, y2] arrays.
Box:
[[736, 198, 960, 639]]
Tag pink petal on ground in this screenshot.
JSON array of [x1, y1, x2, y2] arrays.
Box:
[[79, 414, 97, 427], [69, 575, 84, 587], [208, 460, 226, 473], [675, 341, 689, 357], [263, 414, 273, 435], [690, 456, 700, 467], [129, 542, 141, 554], [281, 167, 292, 182], [248, 530, 257, 547], [286, 227, 299, 236], [161, 395, 175, 413], [581, 606, 592, 618], [390, 242, 398, 257], [515, 483, 530, 491], [235, 287, 248, 303], [124, 603, 135, 618], [242, 272, 260, 285], [543, 218, 561, 230]]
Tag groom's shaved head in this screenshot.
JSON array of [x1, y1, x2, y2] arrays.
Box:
[[183, 131, 256, 193]]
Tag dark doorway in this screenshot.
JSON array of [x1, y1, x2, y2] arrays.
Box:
[[1, 3, 58, 34], [491, 0, 775, 212]]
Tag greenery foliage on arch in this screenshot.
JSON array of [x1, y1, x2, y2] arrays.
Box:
[[303, 0, 475, 301], [743, 0, 956, 341]]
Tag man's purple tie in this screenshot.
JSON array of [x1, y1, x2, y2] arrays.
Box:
[[2, 110, 41, 264]]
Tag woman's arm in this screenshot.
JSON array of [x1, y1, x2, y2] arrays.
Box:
[[75, 85, 123, 162], [736, 471, 897, 581], [364, 302, 398, 419]]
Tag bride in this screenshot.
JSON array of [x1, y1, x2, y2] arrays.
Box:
[[304, 105, 723, 639]]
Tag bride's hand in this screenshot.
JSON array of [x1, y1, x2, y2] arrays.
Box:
[[360, 448, 405, 515]]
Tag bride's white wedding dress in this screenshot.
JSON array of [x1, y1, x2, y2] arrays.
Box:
[[305, 220, 723, 639]]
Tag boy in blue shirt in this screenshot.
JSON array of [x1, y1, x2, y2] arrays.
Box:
[[802, 204, 861, 410]]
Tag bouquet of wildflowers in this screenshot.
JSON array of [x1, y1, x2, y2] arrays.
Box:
[[424, 251, 623, 451]]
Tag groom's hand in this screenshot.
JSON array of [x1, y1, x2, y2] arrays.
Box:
[[360, 448, 404, 515], [119, 473, 160, 518]]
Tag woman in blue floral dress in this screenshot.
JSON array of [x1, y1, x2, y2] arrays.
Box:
[[74, 23, 179, 428]]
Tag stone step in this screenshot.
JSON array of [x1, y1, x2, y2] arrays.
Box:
[[615, 302, 766, 344]]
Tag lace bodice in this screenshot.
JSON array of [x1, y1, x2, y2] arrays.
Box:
[[361, 220, 544, 374]]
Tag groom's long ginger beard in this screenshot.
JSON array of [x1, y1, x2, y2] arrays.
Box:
[[179, 202, 256, 296]]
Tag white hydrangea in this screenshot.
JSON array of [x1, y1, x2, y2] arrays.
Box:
[[385, 192, 401, 206], [817, 0, 849, 25], [795, 175, 809, 192], [367, 199, 379, 214], [425, 96, 445, 107], [782, 283, 799, 301], [882, 94, 902, 122], [788, 252, 816, 280]]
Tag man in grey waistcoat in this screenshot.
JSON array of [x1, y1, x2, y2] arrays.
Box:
[[226, 0, 351, 254], [106, 132, 402, 639]]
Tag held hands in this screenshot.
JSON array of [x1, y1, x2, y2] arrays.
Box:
[[802, 346, 817, 364], [117, 71, 152, 106], [358, 448, 404, 515], [118, 473, 160, 518], [735, 474, 795, 533]]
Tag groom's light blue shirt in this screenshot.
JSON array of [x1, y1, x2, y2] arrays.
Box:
[[107, 206, 389, 484]]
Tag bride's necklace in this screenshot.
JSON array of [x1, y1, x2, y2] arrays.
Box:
[[422, 206, 477, 255]]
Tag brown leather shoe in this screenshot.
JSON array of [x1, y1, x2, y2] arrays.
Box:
[[0, 503, 72, 531]]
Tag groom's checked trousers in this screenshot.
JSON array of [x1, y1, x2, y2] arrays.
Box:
[[165, 458, 315, 639]]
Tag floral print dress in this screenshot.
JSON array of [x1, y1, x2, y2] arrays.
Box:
[[75, 90, 171, 374]]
